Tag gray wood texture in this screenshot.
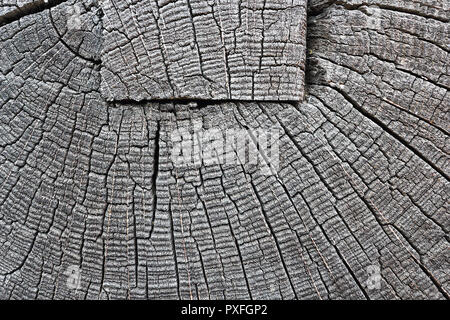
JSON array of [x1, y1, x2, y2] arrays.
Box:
[[100, 0, 307, 101], [0, 0, 448, 299]]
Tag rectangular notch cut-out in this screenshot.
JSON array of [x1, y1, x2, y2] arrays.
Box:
[[101, 0, 307, 102]]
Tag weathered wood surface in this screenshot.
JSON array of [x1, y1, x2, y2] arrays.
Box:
[[100, 0, 307, 101], [0, 0, 448, 299]]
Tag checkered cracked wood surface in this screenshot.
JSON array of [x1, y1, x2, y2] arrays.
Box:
[[0, 0, 448, 299]]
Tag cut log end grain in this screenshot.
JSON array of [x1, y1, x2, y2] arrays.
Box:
[[100, 0, 307, 102], [0, 0, 448, 300]]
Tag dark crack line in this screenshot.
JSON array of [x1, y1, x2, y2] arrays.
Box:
[[308, 0, 449, 23], [149, 120, 160, 239], [111, 98, 299, 107], [0, 0, 68, 27], [324, 84, 450, 182]]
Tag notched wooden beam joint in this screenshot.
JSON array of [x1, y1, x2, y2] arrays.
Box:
[[100, 0, 307, 102]]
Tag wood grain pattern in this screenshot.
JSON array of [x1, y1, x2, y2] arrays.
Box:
[[0, 0, 448, 299], [100, 0, 307, 101]]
